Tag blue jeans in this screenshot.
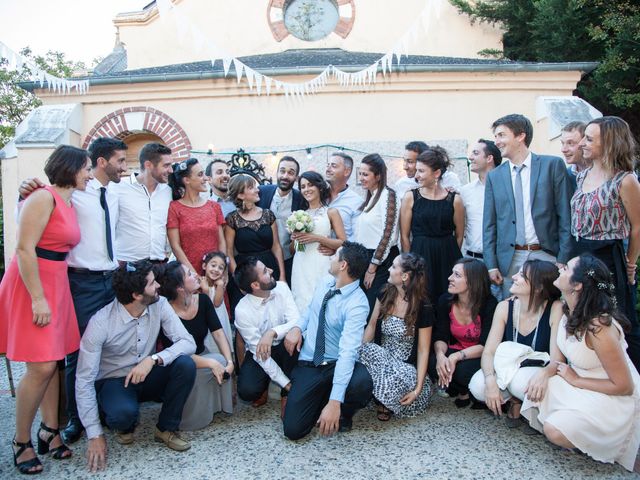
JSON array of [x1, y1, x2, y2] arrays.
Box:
[[66, 271, 115, 422], [95, 355, 196, 433]]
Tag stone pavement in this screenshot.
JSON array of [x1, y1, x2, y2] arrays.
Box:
[[0, 362, 638, 480]]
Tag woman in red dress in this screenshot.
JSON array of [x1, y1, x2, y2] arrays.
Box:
[[167, 159, 226, 276], [0, 145, 91, 474]]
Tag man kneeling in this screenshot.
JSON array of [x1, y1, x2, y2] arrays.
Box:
[[283, 242, 373, 440], [76, 260, 196, 472], [234, 258, 300, 416]]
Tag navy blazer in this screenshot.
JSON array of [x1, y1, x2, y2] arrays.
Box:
[[257, 184, 306, 212], [482, 153, 574, 274]]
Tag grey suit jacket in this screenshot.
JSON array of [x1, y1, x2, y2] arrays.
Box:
[[482, 153, 574, 274]]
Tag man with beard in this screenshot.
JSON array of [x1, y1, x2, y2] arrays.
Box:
[[257, 156, 305, 284], [76, 260, 196, 472], [115, 143, 173, 263], [234, 258, 300, 416], [18, 136, 130, 443], [205, 158, 236, 217]]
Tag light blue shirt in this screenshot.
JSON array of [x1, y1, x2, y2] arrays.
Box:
[[296, 275, 369, 402], [329, 186, 362, 241]]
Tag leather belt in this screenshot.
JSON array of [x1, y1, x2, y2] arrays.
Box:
[[514, 244, 542, 251], [68, 267, 114, 276], [466, 250, 483, 259], [298, 360, 337, 368]]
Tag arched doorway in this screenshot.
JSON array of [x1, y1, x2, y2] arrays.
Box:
[[82, 107, 192, 163]]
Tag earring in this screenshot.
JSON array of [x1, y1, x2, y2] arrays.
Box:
[[401, 278, 407, 290], [242, 200, 246, 211]]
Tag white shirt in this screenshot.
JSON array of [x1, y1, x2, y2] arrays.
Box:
[[508, 153, 539, 245], [115, 173, 172, 262], [441, 170, 462, 192], [459, 178, 485, 254], [329, 186, 362, 241], [393, 176, 419, 201], [234, 281, 300, 387], [355, 187, 400, 264], [67, 178, 119, 271]]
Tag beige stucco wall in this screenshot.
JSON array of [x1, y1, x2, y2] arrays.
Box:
[[116, 0, 503, 69]]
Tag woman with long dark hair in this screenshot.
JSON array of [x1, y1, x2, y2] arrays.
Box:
[[400, 146, 464, 305], [429, 258, 498, 407], [167, 159, 226, 276], [354, 154, 400, 311], [521, 254, 640, 471], [469, 259, 563, 430], [156, 261, 234, 430], [360, 253, 433, 421], [0, 145, 92, 474], [290, 171, 346, 313], [571, 116, 640, 371]]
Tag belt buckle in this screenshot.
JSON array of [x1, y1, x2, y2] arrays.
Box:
[[320, 361, 329, 366]]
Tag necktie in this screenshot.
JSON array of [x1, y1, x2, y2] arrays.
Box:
[[313, 288, 341, 366], [99, 187, 114, 261], [514, 165, 526, 246]]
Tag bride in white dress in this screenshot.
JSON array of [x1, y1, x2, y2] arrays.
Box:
[[290, 171, 346, 314]]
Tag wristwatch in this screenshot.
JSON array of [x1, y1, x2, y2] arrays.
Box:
[[151, 354, 160, 365]]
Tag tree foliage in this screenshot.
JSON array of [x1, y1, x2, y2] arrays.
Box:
[[0, 47, 86, 149], [449, 0, 640, 138]]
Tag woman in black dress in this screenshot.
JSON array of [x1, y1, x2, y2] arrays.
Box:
[[400, 146, 464, 305], [225, 174, 285, 283], [156, 261, 234, 430]]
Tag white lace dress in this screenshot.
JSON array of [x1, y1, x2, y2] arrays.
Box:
[[522, 317, 640, 471], [291, 207, 332, 314]]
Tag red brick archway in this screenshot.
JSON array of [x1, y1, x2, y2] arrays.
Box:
[[82, 107, 192, 161]]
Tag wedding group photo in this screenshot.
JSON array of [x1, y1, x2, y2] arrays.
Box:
[[0, 0, 639, 479]]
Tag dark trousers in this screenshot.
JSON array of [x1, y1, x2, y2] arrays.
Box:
[[361, 246, 399, 321], [284, 257, 294, 287], [66, 271, 115, 422], [282, 362, 373, 440], [94, 356, 196, 433], [237, 343, 298, 400], [428, 349, 481, 396]]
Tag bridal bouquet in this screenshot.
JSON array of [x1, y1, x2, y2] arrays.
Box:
[[286, 210, 314, 252]]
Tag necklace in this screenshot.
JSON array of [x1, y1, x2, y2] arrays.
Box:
[[512, 298, 543, 349]]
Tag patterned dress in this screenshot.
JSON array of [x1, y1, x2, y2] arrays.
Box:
[[359, 315, 433, 417]]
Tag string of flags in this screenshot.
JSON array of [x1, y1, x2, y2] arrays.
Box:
[[0, 41, 90, 94], [155, 0, 443, 97]]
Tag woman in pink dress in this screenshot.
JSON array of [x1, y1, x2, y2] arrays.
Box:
[[0, 145, 91, 474], [167, 159, 226, 276]]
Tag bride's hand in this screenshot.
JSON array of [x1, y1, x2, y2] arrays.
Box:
[[293, 233, 316, 245]]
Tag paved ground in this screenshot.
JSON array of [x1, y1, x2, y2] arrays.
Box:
[[0, 362, 638, 480]]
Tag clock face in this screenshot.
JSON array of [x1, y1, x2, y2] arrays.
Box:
[[283, 0, 340, 41]]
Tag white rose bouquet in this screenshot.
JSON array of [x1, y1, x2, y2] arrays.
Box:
[[286, 210, 314, 252]]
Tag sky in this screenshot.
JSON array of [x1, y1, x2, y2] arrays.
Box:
[[0, 0, 146, 65]]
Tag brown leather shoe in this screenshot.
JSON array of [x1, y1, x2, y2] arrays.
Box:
[[280, 396, 288, 419], [153, 428, 190, 452], [114, 431, 134, 445], [252, 389, 268, 408]]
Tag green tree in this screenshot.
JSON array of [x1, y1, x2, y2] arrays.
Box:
[[0, 47, 86, 149], [450, 0, 640, 139]]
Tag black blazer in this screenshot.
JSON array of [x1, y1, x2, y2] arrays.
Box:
[[434, 293, 498, 347], [257, 184, 306, 211]]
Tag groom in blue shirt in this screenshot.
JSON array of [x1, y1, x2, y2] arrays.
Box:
[[283, 241, 373, 440]]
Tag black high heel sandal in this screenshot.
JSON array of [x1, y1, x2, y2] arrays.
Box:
[[12, 438, 43, 475], [37, 423, 72, 459]]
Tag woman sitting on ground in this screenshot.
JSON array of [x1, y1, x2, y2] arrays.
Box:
[[469, 259, 563, 432], [429, 258, 497, 407], [360, 253, 433, 421], [156, 261, 235, 430], [521, 254, 640, 471]]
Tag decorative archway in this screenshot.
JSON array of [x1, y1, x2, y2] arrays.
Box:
[[82, 107, 192, 161]]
